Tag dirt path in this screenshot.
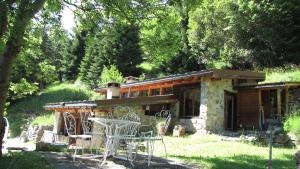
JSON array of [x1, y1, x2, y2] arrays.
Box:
[[35, 152, 199, 169]]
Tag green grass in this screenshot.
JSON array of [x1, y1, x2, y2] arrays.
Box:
[[263, 67, 300, 83], [153, 134, 297, 169], [0, 152, 53, 169], [7, 83, 101, 137]]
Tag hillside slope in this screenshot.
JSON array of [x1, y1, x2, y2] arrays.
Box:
[[7, 83, 101, 137]]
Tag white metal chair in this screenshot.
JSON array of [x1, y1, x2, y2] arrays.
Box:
[[79, 109, 106, 156], [63, 112, 92, 161], [138, 110, 172, 166]]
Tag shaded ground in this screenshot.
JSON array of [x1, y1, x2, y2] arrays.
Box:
[[36, 152, 200, 169]]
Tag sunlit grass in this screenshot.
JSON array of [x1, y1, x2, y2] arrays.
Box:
[[263, 67, 300, 83], [153, 134, 297, 169], [32, 113, 54, 126]]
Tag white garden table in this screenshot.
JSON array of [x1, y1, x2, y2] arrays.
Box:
[[88, 117, 141, 165]]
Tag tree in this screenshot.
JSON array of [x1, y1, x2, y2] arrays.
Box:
[[99, 65, 125, 86], [189, 0, 300, 69], [0, 0, 47, 156]]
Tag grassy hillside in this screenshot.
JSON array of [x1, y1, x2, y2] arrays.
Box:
[[263, 67, 300, 83], [7, 83, 101, 137]]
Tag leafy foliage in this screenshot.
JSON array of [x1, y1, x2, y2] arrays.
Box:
[[9, 79, 38, 101], [99, 65, 125, 86], [284, 112, 300, 140], [189, 0, 300, 69]]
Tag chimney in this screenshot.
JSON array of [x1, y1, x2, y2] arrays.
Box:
[[106, 82, 121, 99], [125, 76, 138, 83]]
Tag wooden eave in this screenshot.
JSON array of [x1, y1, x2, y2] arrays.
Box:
[[95, 69, 265, 92], [212, 69, 265, 80], [44, 100, 97, 110], [95, 95, 178, 107], [235, 82, 300, 90], [45, 95, 178, 111]]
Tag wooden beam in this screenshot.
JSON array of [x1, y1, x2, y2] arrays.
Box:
[[277, 89, 282, 117], [285, 88, 289, 115], [258, 89, 262, 112]]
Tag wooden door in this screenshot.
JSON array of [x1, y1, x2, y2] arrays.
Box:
[[225, 91, 237, 130]]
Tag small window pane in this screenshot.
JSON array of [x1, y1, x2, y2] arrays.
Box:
[[132, 91, 139, 97], [151, 89, 160, 96], [141, 90, 148, 96], [163, 87, 173, 95]]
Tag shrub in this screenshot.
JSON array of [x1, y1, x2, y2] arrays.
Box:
[[99, 65, 125, 86], [284, 112, 300, 140]]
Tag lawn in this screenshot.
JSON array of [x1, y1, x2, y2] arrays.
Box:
[[0, 152, 53, 169], [153, 134, 297, 169]]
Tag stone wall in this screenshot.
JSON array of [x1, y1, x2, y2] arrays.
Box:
[[206, 78, 234, 132], [179, 78, 234, 133], [288, 87, 300, 114]]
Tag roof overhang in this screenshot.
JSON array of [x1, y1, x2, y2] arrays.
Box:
[[44, 95, 178, 111], [120, 69, 265, 88], [95, 95, 178, 107], [44, 100, 97, 110], [235, 82, 300, 90]]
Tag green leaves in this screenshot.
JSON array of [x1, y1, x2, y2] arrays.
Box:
[[99, 65, 125, 86], [9, 78, 39, 101]]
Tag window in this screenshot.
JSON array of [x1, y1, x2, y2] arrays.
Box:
[[131, 91, 139, 97], [122, 92, 129, 98], [141, 90, 148, 96], [151, 88, 160, 96], [162, 87, 173, 95], [180, 88, 200, 117], [144, 104, 170, 116]]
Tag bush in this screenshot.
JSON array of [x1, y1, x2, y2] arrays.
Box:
[[284, 113, 300, 140], [99, 65, 125, 86]]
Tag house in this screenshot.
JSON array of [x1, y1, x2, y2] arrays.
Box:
[[44, 69, 300, 138]]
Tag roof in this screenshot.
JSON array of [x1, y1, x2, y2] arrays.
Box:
[[44, 95, 178, 110], [235, 82, 300, 90], [95, 69, 265, 90], [44, 100, 97, 110]]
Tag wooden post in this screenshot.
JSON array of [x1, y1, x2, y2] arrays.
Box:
[[160, 88, 163, 95], [285, 88, 289, 115], [277, 89, 282, 117], [258, 89, 262, 111]]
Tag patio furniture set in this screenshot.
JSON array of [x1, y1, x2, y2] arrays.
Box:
[[62, 107, 171, 166]]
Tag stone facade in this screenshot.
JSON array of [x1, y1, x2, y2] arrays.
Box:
[[180, 78, 235, 133], [288, 87, 300, 114]]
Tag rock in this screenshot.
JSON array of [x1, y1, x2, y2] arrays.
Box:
[[246, 136, 256, 142], [274, 134, 290, 144], [173, 125, 185, 137], [36, 129, 44, 142], [20, 131, 28, 143]]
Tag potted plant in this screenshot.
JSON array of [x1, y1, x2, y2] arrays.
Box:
[[156, 120, 167, 136]]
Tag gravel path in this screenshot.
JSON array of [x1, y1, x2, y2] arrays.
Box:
[[35, 152, 199, 169]]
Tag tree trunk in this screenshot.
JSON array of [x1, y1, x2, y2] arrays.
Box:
[[0, 0, 46, 157]]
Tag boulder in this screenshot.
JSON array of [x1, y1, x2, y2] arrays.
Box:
[[274, 134, 290, 144], [36, 129, 44, 142], [20, 131, 28, 143]]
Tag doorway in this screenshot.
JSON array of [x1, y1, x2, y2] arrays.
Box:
[[224, 91, 237, 130]]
